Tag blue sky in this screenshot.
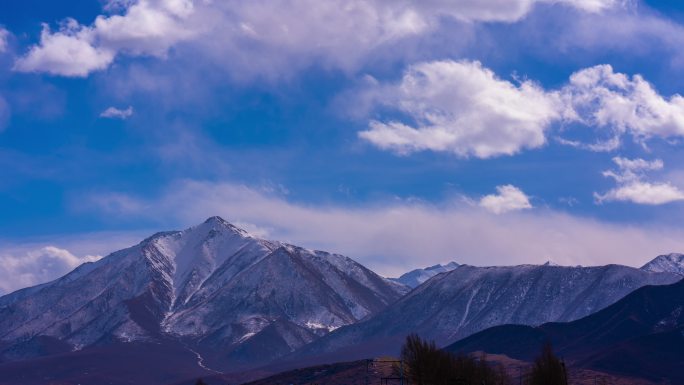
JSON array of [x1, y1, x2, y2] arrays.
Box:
[[3, 0, 684, 293]]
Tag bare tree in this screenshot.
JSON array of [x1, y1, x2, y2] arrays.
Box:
[[401, 334, 511, 385], [527, 343, 567, 385]]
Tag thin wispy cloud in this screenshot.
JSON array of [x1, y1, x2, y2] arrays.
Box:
[[0, 95, 9, 131], [76, 180, 684, 276], [100, 106, 134, 119], [0, 27, 8, 53]]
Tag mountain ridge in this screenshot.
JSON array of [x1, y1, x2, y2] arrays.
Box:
[[390, 261, 460, 288], [640, 253, 684, 275], [445, 278, 684, 383], [287, 262, 681, 366]]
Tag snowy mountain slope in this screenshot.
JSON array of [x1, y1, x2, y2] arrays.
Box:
[[0, 217, 407, 368], [446, 278, 684, 384], [390, 262, 459, 288], [641, 253, 684, 275], [292, 262, 681, 363]]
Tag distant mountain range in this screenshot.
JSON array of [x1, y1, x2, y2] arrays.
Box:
[[289, 261, 681, 365], [390, 261, 459, 288], [0, 217, 682, 385], [446, 277, 684, 384]]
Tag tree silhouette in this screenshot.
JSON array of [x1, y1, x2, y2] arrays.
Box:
[[400, 334, 511, 385], [528, 343, 567, 385], [195, 379, 208, 385]]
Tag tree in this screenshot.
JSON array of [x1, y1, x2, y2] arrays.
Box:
[[195, 379, 208, 385], [527, 343, 567, 385], [400, 334, 511, 385]]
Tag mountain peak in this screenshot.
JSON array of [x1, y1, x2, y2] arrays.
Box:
[[198, 215, 253, 238], [0, 217, 406, 372], [391, 261, 460, 288], [203, 215, 227, 225], [641, 253, 684, 275]]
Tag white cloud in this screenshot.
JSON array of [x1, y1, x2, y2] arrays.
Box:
[[14, 20, 115, 77], [78, 179, 684, 277], [13, 0, 621, 77], [359, 62, 684, 157], [0, 27, 9, 53], [595, 182, 684, 205], [555, 135, 621, 152], [552, 6, 684, 68], [594, 157, 684, 205], [358, 60, 564, 158], [0, 246, 101, 295], [14, 0, 196, 77], [414, 0, 618, 23], [93, 0, 196, 57], [562, 64, 684, 144], [479, 184, 533, 214], [100, 106, 134, 119], [605, 156, 663, 183]]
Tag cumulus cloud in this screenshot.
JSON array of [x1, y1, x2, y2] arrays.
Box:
[[14, 0, 196, 77], [594, 157, 684, 205], [479, 184, 533, 214], [563, 64, 684, 144], [100, 106, 134, 119], [13, 19, 115, 77], [0, 246, 101, 295], [93, 0, 196, 56], [78, 179, 684, 276], [359, 62, 684, 158], [13, 0, 621, 77], [358, 60, 563, 158]]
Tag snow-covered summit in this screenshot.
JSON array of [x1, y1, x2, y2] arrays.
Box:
[[143, 216, 274, 309], [391, 261, 460, 288], [641, 253, 684, 276]]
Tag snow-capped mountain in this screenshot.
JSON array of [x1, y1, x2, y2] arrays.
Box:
[[391, 262, 459, 288], [641, 253, 684, 275], [294, 262, 681, 363], [0, 217, 407, 368]]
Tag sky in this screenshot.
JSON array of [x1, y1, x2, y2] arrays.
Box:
[[2, 0, 684, 294]]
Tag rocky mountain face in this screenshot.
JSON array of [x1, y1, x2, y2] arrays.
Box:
[[0, 217, 407, 369], [391, 262, 459, 288], [293, 262, 681, 363], [446, 277, 684, 384], [641, 253, 684, 275]]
